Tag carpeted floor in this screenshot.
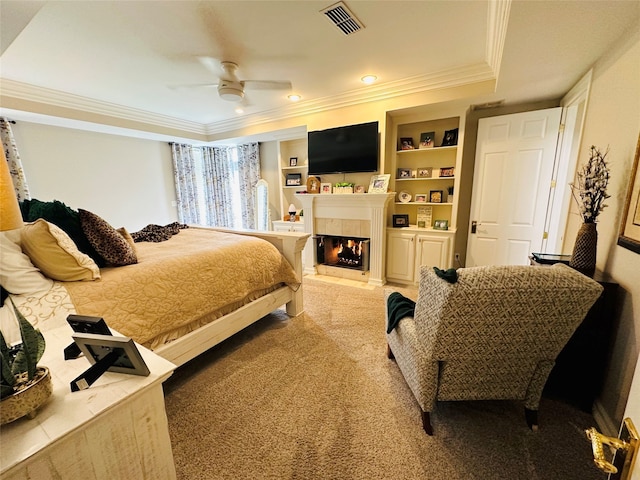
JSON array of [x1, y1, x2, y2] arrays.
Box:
[[163, 276, 606, 480]]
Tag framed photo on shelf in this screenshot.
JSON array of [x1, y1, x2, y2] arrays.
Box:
[[289, 157, 298, 166], [429, 190, 443, 203], [417, 167, 433, 178], [286, 173, 302, 186], [419, 131, 435, 149], [320, 183, 332, 194], [307, 175, 320, 194], [439, 166, 455, 177], [397, 167, 412, 179], [618, 134, 640, 253], [433, 220, 449, 230], [392, 214, 409, 228], [415, 193, 428, 203], [399, 137, 415, 150], [440, 128, 459, 147], [368, 174, 390, 194]]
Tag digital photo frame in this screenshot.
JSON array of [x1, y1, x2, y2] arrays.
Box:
[[70, 333, 150, 392]]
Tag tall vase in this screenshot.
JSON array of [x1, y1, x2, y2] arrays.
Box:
[[569, 222, 597, 276]]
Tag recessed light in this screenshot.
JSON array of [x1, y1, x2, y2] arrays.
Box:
[[235, 106, 244, 114], [288, 94, 302, 102], [361, 75, 377, 85]]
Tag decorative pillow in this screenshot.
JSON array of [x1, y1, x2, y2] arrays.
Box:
[[79, 209, 137, 266], [20, 219, 100, 281], [117, 227, 137, 255], [20, 199, 106, 267], [0, 230, 53, 294]]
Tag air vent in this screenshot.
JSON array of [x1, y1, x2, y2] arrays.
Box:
[[320, 2, 364, 35]]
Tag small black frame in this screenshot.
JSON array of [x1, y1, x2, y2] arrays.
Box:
[[286, 173, 302, 186], [393, 214, 409, 228]]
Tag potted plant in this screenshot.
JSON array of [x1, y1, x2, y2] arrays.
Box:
[[0, 300, 52, 425]]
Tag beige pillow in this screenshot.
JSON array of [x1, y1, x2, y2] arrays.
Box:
[[20, 219, 100, 282]]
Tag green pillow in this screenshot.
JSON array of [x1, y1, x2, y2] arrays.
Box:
[[20, 199, 106, 267]]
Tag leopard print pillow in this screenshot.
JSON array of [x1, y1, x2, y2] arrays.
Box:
[[79, 209, 137, 266]]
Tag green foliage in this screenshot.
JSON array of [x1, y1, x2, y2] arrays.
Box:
[[0, 300, 46, 399]]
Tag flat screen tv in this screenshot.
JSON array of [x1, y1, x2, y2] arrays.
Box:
[[307, 121, 379, 175]]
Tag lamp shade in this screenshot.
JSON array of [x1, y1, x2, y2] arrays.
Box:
[[0, 150, 23, 231], [288, 204, 296, 214]]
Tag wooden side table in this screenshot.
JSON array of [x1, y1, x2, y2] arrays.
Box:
[[530, 257, 619, 412], [0, 324, 177, 479]]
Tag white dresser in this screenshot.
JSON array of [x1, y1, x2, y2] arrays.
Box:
[[0, 324, 177, 479]]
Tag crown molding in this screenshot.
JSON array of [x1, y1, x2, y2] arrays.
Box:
[[0, 78, 206, 135], [1, 60, 497, 140], [486, 0, 512, 76]]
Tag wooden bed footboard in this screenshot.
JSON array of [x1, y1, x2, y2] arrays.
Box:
[[154, 227, 310, 366]]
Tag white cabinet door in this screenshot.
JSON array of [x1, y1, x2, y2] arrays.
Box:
[[416, 233, 451, 272], [386, 231, 416, 282]]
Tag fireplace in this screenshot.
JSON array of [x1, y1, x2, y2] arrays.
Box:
[[316, 236, 370, 271]]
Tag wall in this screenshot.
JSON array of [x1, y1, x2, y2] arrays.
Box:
[[10, 122, 178, 231], [561, 20, 640, 433]]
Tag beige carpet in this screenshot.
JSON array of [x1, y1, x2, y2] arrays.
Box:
[[163, 276, 605, 480]]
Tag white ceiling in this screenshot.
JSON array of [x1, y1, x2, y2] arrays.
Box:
[[0, 0, 638, 141]]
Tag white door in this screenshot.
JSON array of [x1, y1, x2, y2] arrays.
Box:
[[466, 108, 562, 266]]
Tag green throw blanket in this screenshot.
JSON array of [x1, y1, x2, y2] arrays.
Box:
[[386, 292, 416, 334], [433, 267, 458, 283]]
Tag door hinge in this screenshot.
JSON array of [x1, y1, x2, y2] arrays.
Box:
[[559, 123, 565, 133], [543, 232, 549, 240], [550, 180, 557, 188]]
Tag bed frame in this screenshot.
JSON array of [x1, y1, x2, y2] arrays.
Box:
[[153, 227, 309, 366]]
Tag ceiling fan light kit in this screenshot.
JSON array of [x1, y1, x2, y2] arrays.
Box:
[[218, 80, 245, 101]]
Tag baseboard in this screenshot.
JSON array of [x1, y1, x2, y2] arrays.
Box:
[[592, 398, 618, 436]]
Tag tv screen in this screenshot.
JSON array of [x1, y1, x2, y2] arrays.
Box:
[[307, 121, 379, 175]]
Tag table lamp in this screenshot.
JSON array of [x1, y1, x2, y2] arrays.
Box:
[[288, 203, 296, 222], [0, 150, 23, 232]]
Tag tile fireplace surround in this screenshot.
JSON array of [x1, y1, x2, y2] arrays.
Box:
[[295, 193, 395, 286]]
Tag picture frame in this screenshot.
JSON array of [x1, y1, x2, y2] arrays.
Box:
[[289, 157, 298, 167], [429, 190, 443, 203], [399, 137, 415, 150], [618, 134, 640, 253], [320, 183, 332, 194], [419, 131, 435, 149], [286, 173, 302, 186], [440, 128, 459, 147], [439, 166, 455, 177], [354, 184, 365, 194], [415, 193, 428, 203], [417, 167, 433, 178], [368, 174, 390, 194], [398, 191, 412, 203], [417, 206, 432, 228], [306, 175, 320, 194], [392, 214, 409, 228], [397, 167, 412, 179], [433, 219, 449, 230]]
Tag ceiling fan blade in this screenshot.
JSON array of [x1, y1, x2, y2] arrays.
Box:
[[242, 80, 292, 91], [168, 83, 219, 91]]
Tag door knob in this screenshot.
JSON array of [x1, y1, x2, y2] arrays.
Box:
[[586, 418, 638, 478]]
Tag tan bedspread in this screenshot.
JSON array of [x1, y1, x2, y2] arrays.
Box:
[[64, 228, 300, 348]]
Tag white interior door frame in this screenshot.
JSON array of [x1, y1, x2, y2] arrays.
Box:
[[544, 70, 593, 253]]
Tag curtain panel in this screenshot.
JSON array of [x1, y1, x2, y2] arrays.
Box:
[[1, 118, 30, 201]]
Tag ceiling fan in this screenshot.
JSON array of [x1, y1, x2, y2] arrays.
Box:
[[197, 59, 293, 103]]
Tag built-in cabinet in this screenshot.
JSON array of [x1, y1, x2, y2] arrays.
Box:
[[386, 228, 454, 283], [385, 112, 464, 282], [277, 138, 308, 222], [272, 220, 305, 233]]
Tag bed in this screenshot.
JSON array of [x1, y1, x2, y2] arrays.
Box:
[[1, 221, 309, 367]]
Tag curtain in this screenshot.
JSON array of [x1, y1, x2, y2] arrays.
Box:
[[1, 118, 30, 201], [171, 143, 201, 224], [201, 143, 260, 229]]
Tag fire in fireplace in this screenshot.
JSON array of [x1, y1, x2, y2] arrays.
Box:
[[315, 236, 370, 271]]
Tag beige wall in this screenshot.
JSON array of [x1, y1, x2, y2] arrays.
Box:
[[563, 20, 640, 432], [11, 122, 178, 231]]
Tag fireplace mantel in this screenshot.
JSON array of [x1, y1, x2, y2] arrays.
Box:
[[295, 193, 394, 286]]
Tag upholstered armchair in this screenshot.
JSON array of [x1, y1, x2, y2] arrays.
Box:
[[385, 263, 603, 435]]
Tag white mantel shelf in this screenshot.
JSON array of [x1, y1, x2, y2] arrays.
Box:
[[295, 193, 395, 286]]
